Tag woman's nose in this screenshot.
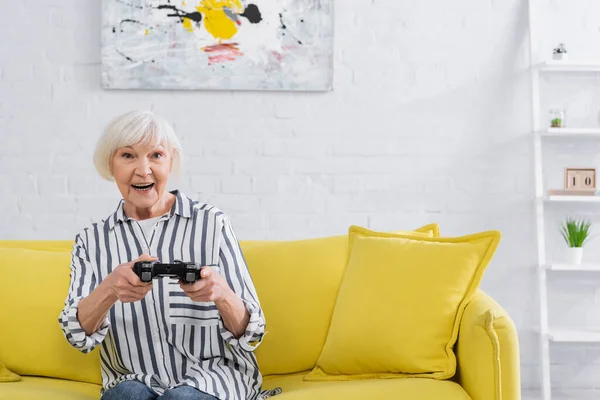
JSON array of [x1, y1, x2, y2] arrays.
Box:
[[134, 158, 152, 176]]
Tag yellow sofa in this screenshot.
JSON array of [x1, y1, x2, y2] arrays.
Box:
[[0, 236, 521, 400]]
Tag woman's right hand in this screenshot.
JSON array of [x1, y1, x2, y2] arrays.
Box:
[[106, 254, 157, 303]]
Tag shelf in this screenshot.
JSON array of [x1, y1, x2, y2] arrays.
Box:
[[538, 128, 600, 137], [546, 263, 600, 271], [543, 195, 600, 203], [538, 60, 600, 72], [548, 329, 600, 343]]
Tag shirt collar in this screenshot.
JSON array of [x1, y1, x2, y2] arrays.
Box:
[[108, 189, 192, 230]]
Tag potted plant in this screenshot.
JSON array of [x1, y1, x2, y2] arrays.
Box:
[[553, 43, 568, 60], [549, 108, 566, 128], [551, 117, 562, 128], [560, 218, 592, 265]]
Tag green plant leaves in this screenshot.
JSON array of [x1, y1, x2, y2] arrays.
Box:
[[560, 218, 592, 248]]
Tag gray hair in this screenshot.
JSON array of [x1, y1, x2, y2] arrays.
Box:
[[93, 110, 183, 182]]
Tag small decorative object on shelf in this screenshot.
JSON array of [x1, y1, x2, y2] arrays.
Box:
[[565, 168, 596, 190], [549, 108, 566, 128], [547, 168, 596, 196], [560, 218, 592, 265], [552, 43, 568, 60]]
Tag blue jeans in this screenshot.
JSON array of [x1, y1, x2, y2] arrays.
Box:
[[101, 380, 219, 400]]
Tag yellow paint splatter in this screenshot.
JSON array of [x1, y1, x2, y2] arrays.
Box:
[[145, 29, 149, 35], [183, 17, 193, 32], [196, 0, 243, 40]]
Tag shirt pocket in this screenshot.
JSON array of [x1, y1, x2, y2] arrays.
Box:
[[166, 279, 221, 327]]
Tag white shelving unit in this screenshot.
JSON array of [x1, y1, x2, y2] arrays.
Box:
[[528, 1, 600, 399], [538, 128, 600, 137], [548, 330, 600, 343], [546, 263, 600, 271], [543, 196, 600, 203], [537, 60, 600, 72]]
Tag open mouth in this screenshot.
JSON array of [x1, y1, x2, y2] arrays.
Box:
[[131, 183, 155, 192]]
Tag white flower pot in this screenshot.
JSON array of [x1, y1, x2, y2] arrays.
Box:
[[566, 247, 583, 265], [553, 53, 568, 61]]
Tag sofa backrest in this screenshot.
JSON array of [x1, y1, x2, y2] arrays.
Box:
[[0, 241, 102, 385], [0, 227, 436, 381], [0, 237, 350, 381], [241, 235, 352, 375]]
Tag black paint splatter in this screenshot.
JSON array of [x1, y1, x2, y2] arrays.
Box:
[[279, 13, 286, 29], [116, 48, 134, 62], [279, 13, 302, 45], [119, 18, 143, 33], [115, 19, 156, 62], [156, 5, 202, 24], [240, 4, 262, 23], [185, 12, 202, 22]]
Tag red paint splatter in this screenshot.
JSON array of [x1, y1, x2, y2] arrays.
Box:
[[203, 42, 240, 52], [203, 42, 243, 64], [271, 51, 283, 62], [209, 53, 238, 63]]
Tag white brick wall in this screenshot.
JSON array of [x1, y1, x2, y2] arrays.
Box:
[[3, 0, 600, 394]]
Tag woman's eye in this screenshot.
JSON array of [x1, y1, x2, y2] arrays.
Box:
[[122, 153, 133, 159], [153, 152, 164, 159]]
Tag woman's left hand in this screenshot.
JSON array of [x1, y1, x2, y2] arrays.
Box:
[[179, 267, 233, 303]]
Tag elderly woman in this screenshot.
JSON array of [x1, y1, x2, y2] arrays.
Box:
[[58, 111, 271, 400]]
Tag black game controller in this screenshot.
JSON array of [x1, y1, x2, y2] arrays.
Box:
[[133, 260, 203, 284]]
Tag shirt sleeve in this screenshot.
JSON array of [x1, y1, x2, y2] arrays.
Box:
[[217, 215, 266, 352], [58, 229, 110, 354]]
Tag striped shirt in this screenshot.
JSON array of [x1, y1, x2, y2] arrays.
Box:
[[58, 190, 268, 399]]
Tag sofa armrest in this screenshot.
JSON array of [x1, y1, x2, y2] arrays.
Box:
[[455, 289, 521, 400]]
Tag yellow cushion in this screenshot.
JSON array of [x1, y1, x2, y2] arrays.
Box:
[[305, 226, 501, 381], [0, 360, 20, 382], [0, 376, 101, 400], [263, 372, 471, 399], [0, 247, 101, 385], [242, 224, 440, 376]]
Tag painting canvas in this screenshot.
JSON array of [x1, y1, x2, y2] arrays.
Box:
[[101, 0, 334, 91]]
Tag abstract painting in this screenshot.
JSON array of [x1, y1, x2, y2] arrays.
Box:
[[101, 0, 334, 91]]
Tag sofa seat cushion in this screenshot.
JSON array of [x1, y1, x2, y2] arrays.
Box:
[[263, 372, 471, 400], [0, 376, 101, 400]]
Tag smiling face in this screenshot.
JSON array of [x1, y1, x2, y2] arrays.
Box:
[[111, 140, 174, 220]]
